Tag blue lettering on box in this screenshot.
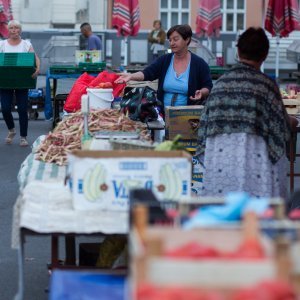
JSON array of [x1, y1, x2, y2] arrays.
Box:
[[145, 180, 153, 189], [78, 179, 83, 193], [182, 180, 188, 195], [112, 181, 128, 198], [119, 162, 147, 170]]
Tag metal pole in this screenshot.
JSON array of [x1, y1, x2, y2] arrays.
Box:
[[124, 36, 128, 66], [276, 35, 280, 80], [261, 0, 266, 73]]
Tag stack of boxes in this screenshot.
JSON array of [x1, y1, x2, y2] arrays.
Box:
[[165, 106, 204, 196]]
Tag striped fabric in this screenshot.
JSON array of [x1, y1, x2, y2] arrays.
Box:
[[265, 0, 300, 37], [197, 63, 291, 164], [112, 0, 140, 37], [0, 0, 13, 38], [18, 136, 67, 191], [196, 0, 222, 37]]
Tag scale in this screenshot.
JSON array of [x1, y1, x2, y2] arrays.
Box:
[[93, 131, 140, 140], [90, 131, 140, 150]]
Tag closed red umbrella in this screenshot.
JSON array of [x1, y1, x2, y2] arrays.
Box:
[[112, 0, 140, 37], [196, 0, 222, 38], [0, 0, 13, 38], [264, 0, 300, 79], [112, 0, 140, 66]]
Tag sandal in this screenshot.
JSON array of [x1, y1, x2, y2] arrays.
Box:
[[5, 129, 16, 144], [20, 137, 29, 147]]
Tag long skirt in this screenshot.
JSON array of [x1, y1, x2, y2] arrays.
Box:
[[200, 133, 287, 200]]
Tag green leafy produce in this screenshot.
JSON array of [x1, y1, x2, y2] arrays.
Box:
[[155, 134, 185, 151]]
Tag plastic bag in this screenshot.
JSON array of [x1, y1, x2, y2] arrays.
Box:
[[63, 72, 95, 113], [88, 70, 125, 98], [120, 86, 161, 123]]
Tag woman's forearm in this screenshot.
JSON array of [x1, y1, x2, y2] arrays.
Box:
[[200, 87, 210, 98], [130, 71, 145, 81]]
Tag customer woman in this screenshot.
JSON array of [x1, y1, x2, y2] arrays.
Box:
[[0, 20, 40, 146], [197, 27, 291, 199], [115, 24, 213, 110], [148, 20, 166, 61]]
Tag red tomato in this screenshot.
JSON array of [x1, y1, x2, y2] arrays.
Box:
[[103, 82, 113, 88], [229, 238, 265, 259], [165, 242, 220, 259]]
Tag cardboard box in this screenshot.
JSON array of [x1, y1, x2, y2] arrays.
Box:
[[68, 150, 192, 211], [75, 50, 101, 64], [165, 105, 204, 140], [191, 155, 204, 196]]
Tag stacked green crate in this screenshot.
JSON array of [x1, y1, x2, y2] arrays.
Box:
[[78, 62, 106, 72], [49, 65, 80, 74], [0, 53, 37, 89]]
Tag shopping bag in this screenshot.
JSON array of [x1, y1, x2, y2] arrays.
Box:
[[120, 86, 161, 123]]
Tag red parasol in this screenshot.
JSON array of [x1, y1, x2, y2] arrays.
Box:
[[112, 0, 140, 66], [112, 0, 140, 37], [264, 0, 300, 79], [0, 0, 13, 38], [196, 0, 222, 38], [265, 0, 300, 38]]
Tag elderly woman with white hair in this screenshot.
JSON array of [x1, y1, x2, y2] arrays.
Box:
[[0, 20, 40, 147]]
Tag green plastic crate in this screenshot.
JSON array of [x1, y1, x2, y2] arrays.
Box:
[[0, 53, 36, 89], [209, 66, 230, 79], [78, 62, 106, 72], [50, 65, 80, 74]]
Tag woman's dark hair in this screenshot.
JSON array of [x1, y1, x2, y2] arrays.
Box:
[[167, 24, 193, 45], [236, 27, 269, 62]]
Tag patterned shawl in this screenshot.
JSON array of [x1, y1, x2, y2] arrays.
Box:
[[197, 63, 291, 164]]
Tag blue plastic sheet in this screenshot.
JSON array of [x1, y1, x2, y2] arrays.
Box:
[[49, 270, 126, 300], [184, 192, 269, 229]]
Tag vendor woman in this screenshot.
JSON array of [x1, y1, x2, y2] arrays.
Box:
[[115, 24, 213, 111]]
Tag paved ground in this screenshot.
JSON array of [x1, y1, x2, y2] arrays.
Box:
[[0, 75, 75, 300], [0, 118, 52, 300]]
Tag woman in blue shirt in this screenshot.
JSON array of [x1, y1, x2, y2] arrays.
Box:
[[115, 24, 213, 111]]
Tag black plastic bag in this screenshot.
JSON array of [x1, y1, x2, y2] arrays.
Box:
[[120, 86, 161, 123]]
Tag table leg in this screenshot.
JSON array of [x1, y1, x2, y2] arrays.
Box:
[[65, 236, 76, 266], [51, 236, 59, 268], [53, 78, 57, 99], [15, 231, 25, 300], [290, 132, 296, 193], [52, 79, 58, 128]]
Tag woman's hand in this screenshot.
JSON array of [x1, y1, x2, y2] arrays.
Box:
[[190, 88, 210, 102], [190, 90, 203, 101], [114, 73, 132, 84], [31, 67, 40, 79]]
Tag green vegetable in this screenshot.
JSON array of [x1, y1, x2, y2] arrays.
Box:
[[155, 134, 185, 151]]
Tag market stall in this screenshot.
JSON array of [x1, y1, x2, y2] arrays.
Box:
[[12, 84, 182, 299]]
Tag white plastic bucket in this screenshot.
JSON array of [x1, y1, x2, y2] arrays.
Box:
[[86, 88, 114, 109]]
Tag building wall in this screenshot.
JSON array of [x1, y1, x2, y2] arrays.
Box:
[[12, 0, 269, 32], [139, 0, 159, 29], [139, 0, 201, 31], [11, 0, 106, 30], [245, 0, 265, 28]]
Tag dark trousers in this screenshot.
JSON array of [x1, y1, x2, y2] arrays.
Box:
[[0, 89, 28, 137]]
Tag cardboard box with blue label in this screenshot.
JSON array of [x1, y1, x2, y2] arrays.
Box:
[[68, 150, 192, 211], [191, 155, 204, 196]]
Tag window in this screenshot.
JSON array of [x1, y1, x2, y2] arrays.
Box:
[[221, 0, 245, 33], [160, 0, 190, 30]]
